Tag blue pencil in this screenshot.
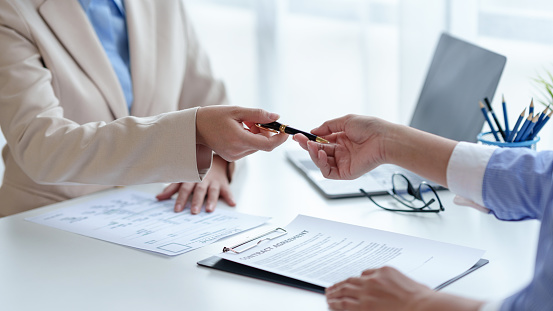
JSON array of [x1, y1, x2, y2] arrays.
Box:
[[529, 99, 534, 118], [502, 95, 510, 138], [531, 106, 548, 137], [514, 115, 532, 142], [536, 107, 548, 127], [519, 115, 540, 141], [529, 109, 553, 140], [507, 108, 525, 142], [479, 101, 500, 141]]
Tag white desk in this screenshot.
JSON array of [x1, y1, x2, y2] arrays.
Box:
[[0, 144, 541, 311]]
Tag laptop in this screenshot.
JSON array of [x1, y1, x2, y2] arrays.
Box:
[[287, 33, 507, 198]]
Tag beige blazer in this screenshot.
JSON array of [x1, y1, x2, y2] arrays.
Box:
[[0, 0, 228, 216]]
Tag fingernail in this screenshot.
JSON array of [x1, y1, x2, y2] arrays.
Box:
[[268, 112, 279, 120], [191, 206, 200, 214], [206, 204, 214, 212], [175, 204, 183, 212]]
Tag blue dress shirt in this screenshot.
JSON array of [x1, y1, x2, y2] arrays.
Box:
[[78, 0, 133, 111], [483, 148, 553, 310]]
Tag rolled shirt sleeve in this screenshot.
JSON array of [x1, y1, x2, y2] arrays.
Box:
[[447, 142, 553, 311], [447, 142, 497, 211]]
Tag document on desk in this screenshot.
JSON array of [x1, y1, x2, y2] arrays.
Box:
[[26, 189, 270, 256], [216, 215, 485, 289]]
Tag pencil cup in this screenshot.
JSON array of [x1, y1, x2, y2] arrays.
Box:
[[477, 132, 539, 149]]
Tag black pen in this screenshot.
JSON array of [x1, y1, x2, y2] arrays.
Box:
[[256, 121, 329, 143], [484, 97, 506, 141]]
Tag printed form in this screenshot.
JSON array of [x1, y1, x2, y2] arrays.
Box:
[[218, 215, 485, 288], [26, 189, 269, 256]]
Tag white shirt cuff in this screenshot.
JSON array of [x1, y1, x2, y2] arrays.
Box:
[[446, 142, 496, 208], [479, 300, 503, 311]]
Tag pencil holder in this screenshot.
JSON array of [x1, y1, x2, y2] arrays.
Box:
[[477, 132, 539, 149]]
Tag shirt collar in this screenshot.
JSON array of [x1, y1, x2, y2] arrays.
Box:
[[112, 0, 126, 15], [78, 0, 126, 16], [78, 0, 91, 10]]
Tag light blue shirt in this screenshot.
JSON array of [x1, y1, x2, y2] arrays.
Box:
[[483, 147, 553, 310], [78, 0, 133, 111]]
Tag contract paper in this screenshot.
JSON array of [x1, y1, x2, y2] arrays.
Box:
[[218, 215, 485, 288], [26, 189, 269, 256]]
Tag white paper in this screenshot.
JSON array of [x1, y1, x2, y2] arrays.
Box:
[[218, 215, 485, 288], [26, 189, 270, 256]]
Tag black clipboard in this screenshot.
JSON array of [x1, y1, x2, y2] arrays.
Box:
[[197, 256, 489, 294]]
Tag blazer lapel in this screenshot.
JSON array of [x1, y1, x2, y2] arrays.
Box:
[[39, 0, 129, 119], [126, 0, 155, 117]]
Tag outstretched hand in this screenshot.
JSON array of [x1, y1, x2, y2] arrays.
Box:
[[293, 114, 390, 180], [196, 106, 288, 162]]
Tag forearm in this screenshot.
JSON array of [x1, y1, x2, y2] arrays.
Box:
[[8, 109, 208, 185], [383, 123, 458, 187]]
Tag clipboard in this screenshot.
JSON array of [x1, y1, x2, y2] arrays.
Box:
[[197, 227, 489, 293]]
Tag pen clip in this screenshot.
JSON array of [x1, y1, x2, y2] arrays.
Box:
[[255, 123, 280, 134], [223, 227, 287, 254]]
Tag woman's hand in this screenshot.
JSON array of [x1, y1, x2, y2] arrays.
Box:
[[196, 106, 288, 162], [155, 156, 235, 214]]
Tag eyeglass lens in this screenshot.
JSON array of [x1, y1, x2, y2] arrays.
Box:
[[392, 174, 416, 202]]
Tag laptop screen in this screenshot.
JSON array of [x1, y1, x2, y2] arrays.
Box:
[[409, 33, 507, 142]]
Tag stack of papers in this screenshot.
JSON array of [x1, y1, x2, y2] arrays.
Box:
[[26, 189, 269, 256], [215, 215, 485, 289]]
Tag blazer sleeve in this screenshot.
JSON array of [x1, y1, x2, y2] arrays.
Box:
[[0, 6, 210, 186]]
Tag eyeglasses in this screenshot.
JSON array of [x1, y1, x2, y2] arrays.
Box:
[[360, 173, 444, 213]]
